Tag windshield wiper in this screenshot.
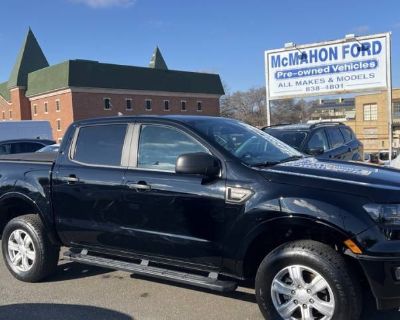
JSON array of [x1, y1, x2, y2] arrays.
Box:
[[250, 161, 281, 167], [250, 155, 304, 168], [278, 155, 305, 163]]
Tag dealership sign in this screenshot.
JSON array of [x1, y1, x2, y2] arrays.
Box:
[[265, 33, 390, 99]]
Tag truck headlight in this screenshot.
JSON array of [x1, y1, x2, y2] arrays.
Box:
[[363, 204, 400, 225]]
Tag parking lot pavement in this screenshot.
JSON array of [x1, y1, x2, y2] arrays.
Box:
[[0, 246, 399, 320]]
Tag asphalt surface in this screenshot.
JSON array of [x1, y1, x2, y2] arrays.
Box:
[[0, 245, 399, 320]]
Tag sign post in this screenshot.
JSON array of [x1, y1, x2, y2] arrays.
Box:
[[264, 32, 392, 160]]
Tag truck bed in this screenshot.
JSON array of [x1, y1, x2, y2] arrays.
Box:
[[0, 152, 57, 163]]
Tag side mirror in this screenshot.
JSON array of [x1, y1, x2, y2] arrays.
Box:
[[305, 147, 324, 156], [176, 152, 220, 179]]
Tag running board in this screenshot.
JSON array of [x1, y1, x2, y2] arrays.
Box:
[[64, 250, 237, 292]]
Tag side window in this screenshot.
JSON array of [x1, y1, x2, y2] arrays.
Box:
[[326, 127, 345, 149], [0, 143, 11, 155], [339, 127, 353, 143], [137, 125, 208, 171], [306, 130, 329, 151], [12, 142, 43, 153], [73, 124, 127, 166]]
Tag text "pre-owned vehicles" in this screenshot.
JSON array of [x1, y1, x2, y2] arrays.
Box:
[[0, 115, 400, 320]]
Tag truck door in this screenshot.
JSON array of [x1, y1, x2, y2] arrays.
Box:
[[52, 122, 130, 248], [119, 122, 226, 267]]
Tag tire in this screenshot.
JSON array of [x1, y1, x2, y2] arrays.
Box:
[[255, 240, 361, 320], [1, 214, 60, 282]]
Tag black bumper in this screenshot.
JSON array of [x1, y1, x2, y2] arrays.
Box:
[[357, 255, 400, 310]]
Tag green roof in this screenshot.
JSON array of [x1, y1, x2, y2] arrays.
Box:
[[26, 61, 70, 97], [0, 81, 10, 102], [149, 47, 168, 70], [26, 59, 224, 97], [8, 29, 49, 89]]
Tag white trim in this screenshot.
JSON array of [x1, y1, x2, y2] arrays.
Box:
[[163, 99, 170, 112], [56, 118, 61, 131], [181, 100, 187, 112], [145, 99, 152, 111], [69, 87, 221, 99], [125, 98, 133, 111], [103, 97, 112, 110], [0, 95, 12, 106], [28, 88, 71, 100], [44, 101, 48, 114]]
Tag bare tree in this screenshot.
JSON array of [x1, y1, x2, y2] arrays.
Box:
[[220, 85, 317, 126]]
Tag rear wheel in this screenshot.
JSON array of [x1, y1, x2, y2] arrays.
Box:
[[2, 214, 60, 282], [255, 240, 361, 320]]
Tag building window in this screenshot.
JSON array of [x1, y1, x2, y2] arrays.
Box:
[[104, 98, 112, 110], [363, 103, 378, 121], [126, 99, 133, 111], [145, 99, 152, 111], [56, 99, 61, 112], [56, 119, 61, 131], [2, 111, 4, 120], [197, 101, 202, 112], [393, 101, 400, 118], [164, 100, 170, 111], [33, 104, 37, 116], [181, 100, 187, 112], [44, 102, 48, 114], [9, 110, 12, 119]]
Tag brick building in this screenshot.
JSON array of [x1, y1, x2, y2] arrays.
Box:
[[0, 29, 224, 141]]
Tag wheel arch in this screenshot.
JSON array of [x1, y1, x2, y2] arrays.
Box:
[[0, 192, 59, 244], [237, 217, 352, 279]]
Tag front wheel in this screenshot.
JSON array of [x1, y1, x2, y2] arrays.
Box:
[[255, 240, 361, 320]]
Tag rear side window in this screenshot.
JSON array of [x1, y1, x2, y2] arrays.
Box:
[[137, 124, 208, 171], [306, 130, 329, 151], [326, 127, 345, 149], [73, 124, 127, 166], [339, 127, 354, 143]]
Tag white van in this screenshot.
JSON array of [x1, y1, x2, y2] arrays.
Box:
[[0, 121, 53, 140]]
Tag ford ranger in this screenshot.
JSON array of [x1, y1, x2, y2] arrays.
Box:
[[1, 115, 400, 320]]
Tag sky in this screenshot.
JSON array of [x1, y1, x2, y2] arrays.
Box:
[[1, 0, 400, 92]]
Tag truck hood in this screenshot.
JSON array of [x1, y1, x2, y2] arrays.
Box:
[[260, 157, 400, 203]]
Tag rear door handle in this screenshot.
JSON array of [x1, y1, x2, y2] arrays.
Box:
[[65, 175, 79, 184], [126, 182, 151, 191]]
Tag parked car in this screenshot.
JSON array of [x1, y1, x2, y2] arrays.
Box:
[[1, 115, 400, 320], [36, 144, 60, 153], [0, 120, 53, 140], [263, 122, 363, 161], [0, 139, 55, 155]]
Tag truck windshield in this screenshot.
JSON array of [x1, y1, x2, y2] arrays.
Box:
[[187, 118, 303, 166]]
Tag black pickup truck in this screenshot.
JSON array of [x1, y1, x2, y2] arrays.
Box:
[[1, 115, 400, 320]]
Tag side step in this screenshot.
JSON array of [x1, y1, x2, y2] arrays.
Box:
[[64, 250, 238, 292]]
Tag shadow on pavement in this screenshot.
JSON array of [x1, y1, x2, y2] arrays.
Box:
[[0, 303, 133, 320], [44, 260, 111, 282], [130, 273, 257, 303]]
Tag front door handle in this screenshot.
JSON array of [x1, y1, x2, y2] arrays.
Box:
[[126, 182, 151, 191]]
